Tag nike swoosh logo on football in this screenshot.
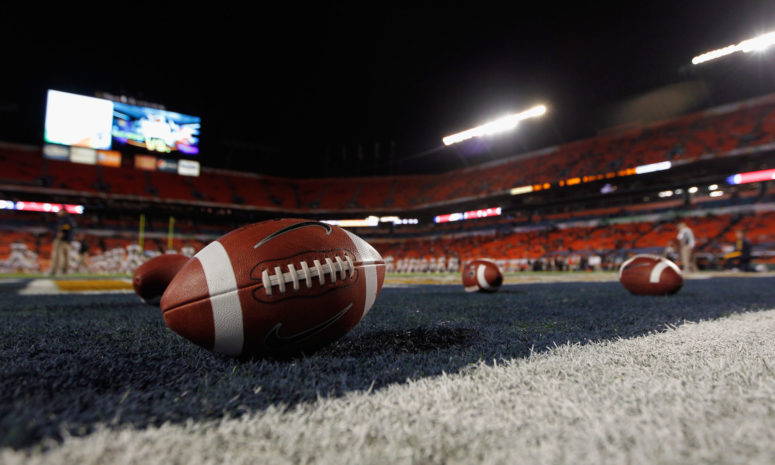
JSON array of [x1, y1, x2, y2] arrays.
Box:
[[254, 221, 332, 249], [263, 302, 353, 349]]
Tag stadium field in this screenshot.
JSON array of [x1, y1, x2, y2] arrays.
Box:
[[2, 270, 770, 291], [1, 273, 774, 464]]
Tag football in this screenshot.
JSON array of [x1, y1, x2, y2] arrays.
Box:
[[462, 259, 503, 293], [160, 218, 386, 358], [618, 254, 683, 295], [132, 253, 190, 304]]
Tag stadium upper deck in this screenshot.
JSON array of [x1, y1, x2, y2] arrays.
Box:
[[2, 92, 775, 214]]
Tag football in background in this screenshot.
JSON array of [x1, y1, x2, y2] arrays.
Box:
[[161, 218, 386, 358], [132, 253, 190, 305], [462, 259, 503, 293], [619, 254, 683, 295]]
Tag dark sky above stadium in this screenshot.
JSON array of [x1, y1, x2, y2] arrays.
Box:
[[2, 1, 775, 177]]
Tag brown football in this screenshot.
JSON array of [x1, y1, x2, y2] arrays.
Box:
[[160, 218, 386, 358], [132, 253, 190, 304], [462, 259, 503, 293], [619, 254, 683, 295]]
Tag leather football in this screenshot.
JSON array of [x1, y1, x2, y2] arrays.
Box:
[[132, 253, 190, 305], [619, 254, 683, 295], [462, 259, 503, 293], [160, 218, 386, 358]]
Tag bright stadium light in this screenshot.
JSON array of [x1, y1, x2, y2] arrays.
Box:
[[434, 207, 502, 223], [726, 168, 775, 185], [692, 30, 775, 65], [2, 200, 85, 214], [635, 161, 671, 174], [322, 217, 379, 227], [442, 104, 547, 146], [510, 185, 534, 195], [379, 216, 419, 225]]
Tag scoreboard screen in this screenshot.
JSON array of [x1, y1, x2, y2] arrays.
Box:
[[44, 90, 114, 150], [43, 90, 201, 155], [112, 102, 200, 155]]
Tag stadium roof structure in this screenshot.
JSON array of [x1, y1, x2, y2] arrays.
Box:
[[1, 2, 775, 178]]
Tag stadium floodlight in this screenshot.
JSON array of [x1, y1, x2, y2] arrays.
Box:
[[322, 216, 380, 227], [510, 185, 534, 195], [442, 104, 547, 146], [634, 161, 671, 174], [692, 30, 775, 65]]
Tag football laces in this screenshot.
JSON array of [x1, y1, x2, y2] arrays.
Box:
[[261, 255, 355, 295]]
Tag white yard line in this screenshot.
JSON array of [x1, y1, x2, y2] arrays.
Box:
[[18, 279, 59, 295], [17, 279, 134, 295]]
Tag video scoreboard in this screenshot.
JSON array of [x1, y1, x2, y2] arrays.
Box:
[[43, 90, 201, 176]]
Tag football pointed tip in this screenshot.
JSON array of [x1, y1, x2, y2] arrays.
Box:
[[160, 257, 207, 313]]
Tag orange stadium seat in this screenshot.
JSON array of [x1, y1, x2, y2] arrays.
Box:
[[0, 146, 43, 184], [101, 165, 148, 196], [47, 160, 99, 192]]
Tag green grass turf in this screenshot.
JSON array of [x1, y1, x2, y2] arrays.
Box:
[[0, 276, 774, 452]]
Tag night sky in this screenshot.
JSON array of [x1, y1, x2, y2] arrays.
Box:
[[2, 2, 775, 177]]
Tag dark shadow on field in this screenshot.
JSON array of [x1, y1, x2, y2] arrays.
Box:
[[1, 276, 774, 449], [483, 288, 527, 295], [330, 325, 479, 356], [0, 279, 33, 294]]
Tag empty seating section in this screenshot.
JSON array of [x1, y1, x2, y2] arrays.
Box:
[[226, 173, 295, 209], [720, 211, 775, 243], [390, 176, 433, 209], [0, 146, 43, 184], [190, 173, 233, 204], [147, 171, 194, 200], [409, 173, 465, 206], [260, 178, 297, 209], [2, 94, 775, 211], [296, 180, 326, 209], [228, 173, 275, 207], [0, 230, 37, 257], [46, 160, 100, 192], [374, 211, 775, 267], [0, 228, 206, 262], [355, 179, 394, 208], [631, 222, 677, 249], [686, 215, 729, 245], [316, 181, 360, 210], [2, 208, 774, 273], [762, 105, 775, 135], [101, 166, 147, 196]]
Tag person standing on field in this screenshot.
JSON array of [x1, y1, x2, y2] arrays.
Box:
[[676, 221, 697, 273], [49, 208, 75, 276]]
